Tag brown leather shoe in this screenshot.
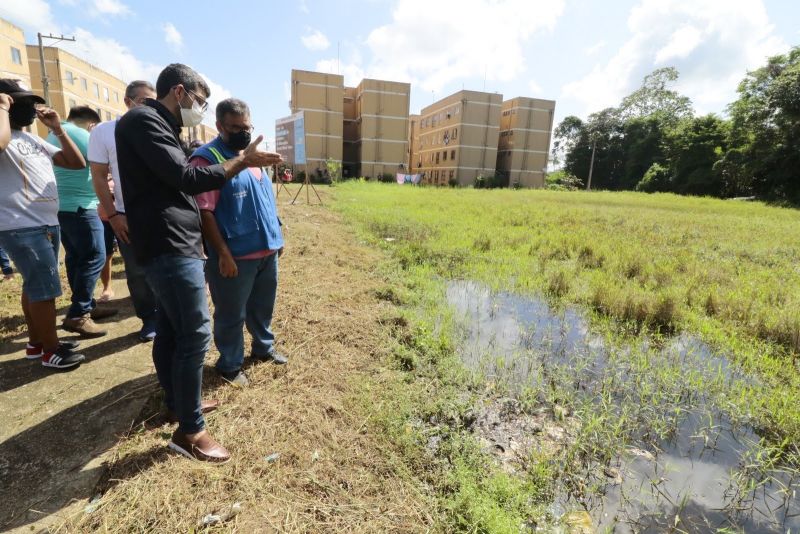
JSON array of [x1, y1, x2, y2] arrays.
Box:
[[165, 399, 220, 424], [168, 429, 230, 463], [90, 306, 118, 320], [62, 315, 107, 338]]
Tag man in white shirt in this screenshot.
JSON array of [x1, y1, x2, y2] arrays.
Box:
[[0, 79, 86, 368], [88, 80, 158, 341]]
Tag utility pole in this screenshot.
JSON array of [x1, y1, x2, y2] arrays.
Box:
[[37, 32, 76, 106], [586, 137, 596, 191]]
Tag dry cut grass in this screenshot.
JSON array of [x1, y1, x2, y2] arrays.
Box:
[[49, 196, 435, 533]]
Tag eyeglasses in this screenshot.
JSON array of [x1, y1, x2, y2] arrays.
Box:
[[223, 123, 254, 134], [184, 87, 208, 112]]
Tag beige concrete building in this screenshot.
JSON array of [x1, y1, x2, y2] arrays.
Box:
[[342, 85, 358, 177], [289, 69, 343, 178], [181, 123, 218, 146], [407, 113, 420, 174], [496, 97, 555, 188], [0, 19, 31, 89], [351, 78, 410, 179], [27, 45, 127, 138], [416, 90, 502, 187]]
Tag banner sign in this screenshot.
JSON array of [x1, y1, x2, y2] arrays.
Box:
[[275, 112, 306, 165], [396, 173, 422, 185]]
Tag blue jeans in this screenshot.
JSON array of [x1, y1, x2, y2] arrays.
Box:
[[206, 252, 279, 374], [0, 246, 13, 275], [58, 208, 105, 318], [117, 237, 157, 323], [144, 254, 210, 434], [0, 226, 61, 301]]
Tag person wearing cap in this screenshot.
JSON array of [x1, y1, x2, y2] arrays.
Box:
[[0, 79, 86, 369]]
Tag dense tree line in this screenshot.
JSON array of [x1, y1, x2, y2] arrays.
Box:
[[552, 46, 800, 201]]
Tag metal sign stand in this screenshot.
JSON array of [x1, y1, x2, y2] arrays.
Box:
[[290, 171, 323, 205]]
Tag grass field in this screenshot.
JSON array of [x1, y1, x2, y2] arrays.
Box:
[[332, 182, 800, 531]]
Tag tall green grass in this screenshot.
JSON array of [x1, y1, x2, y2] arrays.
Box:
[[334, 183, 800, 441]]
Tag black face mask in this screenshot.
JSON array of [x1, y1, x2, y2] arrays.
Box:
[[9, 103, 37, 127], [224, 130, 251, 151]]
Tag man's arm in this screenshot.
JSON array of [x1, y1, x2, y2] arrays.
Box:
[[38, 108, 86, 170], [0, 94, 12, 152], [200, 210, 238, 278], [124, 114, 280, 195], [90, 162, 130, 244]]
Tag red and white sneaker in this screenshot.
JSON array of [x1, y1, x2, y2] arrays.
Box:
[[41, 345, 85, 369], [25, 340, 81, 360]]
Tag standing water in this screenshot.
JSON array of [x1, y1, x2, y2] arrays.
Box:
[[446, 280, 800, 533]]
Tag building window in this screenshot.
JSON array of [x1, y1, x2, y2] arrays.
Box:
[[443, 151, 447, 161], [10, 47, 21, 65], [103, 87, 109, 101], [68, 99, 77, 109], [93, 83, 100, 98], [96, 107, 102, 117], [449, 170, 454, 180], [451, 150, 456, 159], [81, 78, 88, 91], [453, 128, 457, 140], [65, 70, 75, 84], [106, 111, 112, 121], [114, 91, 119, 102], [435, 152, 440, 164]]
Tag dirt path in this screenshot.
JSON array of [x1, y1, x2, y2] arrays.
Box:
[[0, 191, 434, 533]]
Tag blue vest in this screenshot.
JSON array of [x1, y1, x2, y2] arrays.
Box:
[[192, 137, 284, 257]]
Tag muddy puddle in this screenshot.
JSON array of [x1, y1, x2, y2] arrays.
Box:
[[446, 280, 800, 533]]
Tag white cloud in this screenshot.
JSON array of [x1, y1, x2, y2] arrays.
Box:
[[162, 22, 183, 52], [89, 0, 131, 16], [364, 0, 565, 92], [654, 25, 704, 63], [528, 79, 543, 95], [562, 0, 787, 116], [298, 0, 309, 13], [315, 45, 364, 85], [301, 29, 330, 51], [0, 0, 57, 32], [585, 40, 606, 56]]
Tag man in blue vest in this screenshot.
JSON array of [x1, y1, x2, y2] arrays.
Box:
[[192, 98, 286, 387]]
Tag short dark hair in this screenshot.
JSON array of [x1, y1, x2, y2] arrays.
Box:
[[125, 80, 154, 100], [67, 106, 101, 123], [216, 98, 250, 123], [155, 63, 210, 100]]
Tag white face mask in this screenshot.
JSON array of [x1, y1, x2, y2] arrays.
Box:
[[179, 89, 205, 127]]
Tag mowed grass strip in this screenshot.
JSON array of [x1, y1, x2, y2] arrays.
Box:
[[334, 182, 800, 441]]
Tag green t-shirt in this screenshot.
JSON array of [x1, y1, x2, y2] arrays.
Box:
[[47, 121, 97, 212]]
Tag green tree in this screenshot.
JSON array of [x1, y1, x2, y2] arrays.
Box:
[[724, 46, 800, 201], [619, 67, 694, 126]]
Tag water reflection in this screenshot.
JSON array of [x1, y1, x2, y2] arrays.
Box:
[[446, 280, 800, 533]]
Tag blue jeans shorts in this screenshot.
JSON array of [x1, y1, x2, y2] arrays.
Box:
[[0, 225, 62, 302]]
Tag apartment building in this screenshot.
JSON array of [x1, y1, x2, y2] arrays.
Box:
[[496, 97, 555, 188], [351, 78, 410, 179], [416, 90, 502, 187], [289, 69, 343, 177], [27, 45, 127, 138], [0, 19, 31, 89], [407, 113, 420, 173], [343, 85, 358, 177]]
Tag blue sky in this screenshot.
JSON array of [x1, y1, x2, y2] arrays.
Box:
[[1, 0, 798, 150]]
